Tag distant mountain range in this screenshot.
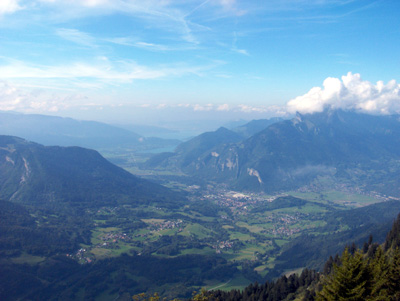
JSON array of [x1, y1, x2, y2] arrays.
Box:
[[0, 111, 180, 151], [146, 117, 283, 170], [0, 135, 185, 209], [146, 110, 400, 196], [230, 117, 284, 138]]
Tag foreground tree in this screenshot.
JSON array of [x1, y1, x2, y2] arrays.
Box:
[[317, 248, 371, 301]]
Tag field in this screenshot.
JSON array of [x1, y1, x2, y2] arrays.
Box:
[[62, 180, 390, 290]]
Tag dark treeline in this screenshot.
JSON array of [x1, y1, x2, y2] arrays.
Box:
[[206, 268, 319, 301]]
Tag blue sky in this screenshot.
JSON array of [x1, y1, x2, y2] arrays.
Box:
[[0, 0, 399, 125]]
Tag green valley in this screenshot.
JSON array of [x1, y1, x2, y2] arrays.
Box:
[[3, 174, 397, 299]]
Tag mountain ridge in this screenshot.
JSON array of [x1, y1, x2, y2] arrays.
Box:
[[146, 110, 400, 195], [0, 135, 185, 209], [0, 111, 180, 151]]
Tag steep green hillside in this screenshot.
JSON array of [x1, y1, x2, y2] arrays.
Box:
[[0, 135, 185, 209], [146, 127, 243, 169]]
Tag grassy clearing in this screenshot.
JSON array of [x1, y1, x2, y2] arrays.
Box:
[[236, 221, 264, 233], [93, 219, 106, 224], [275, 239, 288, 247], [100, 227, 119, 232], [180, 247, 215, 256], [254, 264, 269, 277], [158, 228, 179, 236], [91, 242, 133, 259], [179, 223, 212, 239], [222, 243, 265, 261], [141, 218, 165, 223], [323, 191, 378, 205], [287, 190, 380, 206], [11, 253, 45, 265], [210, 274, 252, 291], [91, 230, 103, 244], [228, 231, 253, 242], [90, 247, 112, 258], [284, 267, 304, 277]]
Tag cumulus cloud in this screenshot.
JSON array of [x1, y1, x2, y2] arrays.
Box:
[[0, 0, 22, 15], [287, 72, 400, 115]]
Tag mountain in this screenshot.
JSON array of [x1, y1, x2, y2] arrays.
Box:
[[146, 126, 243, 170], [112, 123, 178, 138], [0, 111, 180, 151], [223, 110, 400, 192], [231, 117, 284, 138], [0, 135, 185, 209], [147, 110, 400, 195]]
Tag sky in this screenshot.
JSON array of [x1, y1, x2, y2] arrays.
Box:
[[0, 0, 399, 127]]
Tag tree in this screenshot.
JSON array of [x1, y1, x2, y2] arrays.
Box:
[[317, 248, 371, 301], [386, 248, 400, 300], [384, 214, 400, 251], [369, 246, 390, 300]]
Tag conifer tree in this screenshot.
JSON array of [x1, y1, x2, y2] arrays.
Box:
[[369, 246, 390, 300], [384, 214, 400, 251], [386, 248, 400, 300], [317, 248, 371, 301]]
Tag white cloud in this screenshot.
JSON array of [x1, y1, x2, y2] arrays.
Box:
[[238, 104, 268, 113], [0, 0, 22, 16], [34, 0, 203, 46], [233, 48, 249, 56], [217, 103, 229, 111], [287, 72, 400, 115], [0, 57, 216, 84], [157, 103, 167, 109], [193, 103, 214, 111], [56, 28, 97, 47], [0, 80, 86, 112]]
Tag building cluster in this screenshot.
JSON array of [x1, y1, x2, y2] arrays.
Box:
[[66, 248, 92, 264], [213, 240, 234, 253], [100, 232, 131, 244], [148, 219, 184, 232], [271, 226, 300, 237], [265, 214, 303, 237]]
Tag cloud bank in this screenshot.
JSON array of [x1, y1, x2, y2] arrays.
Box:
[[0, 80, 286, 117], [287, 72, 400, 115], [0, 81, 86, 113]]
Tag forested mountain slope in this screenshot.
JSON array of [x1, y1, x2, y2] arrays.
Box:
[[231, 117, 284, 138], [146, 126, 243, 170], [147, 110, 400, 195], [0, 135, 185, 209]]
